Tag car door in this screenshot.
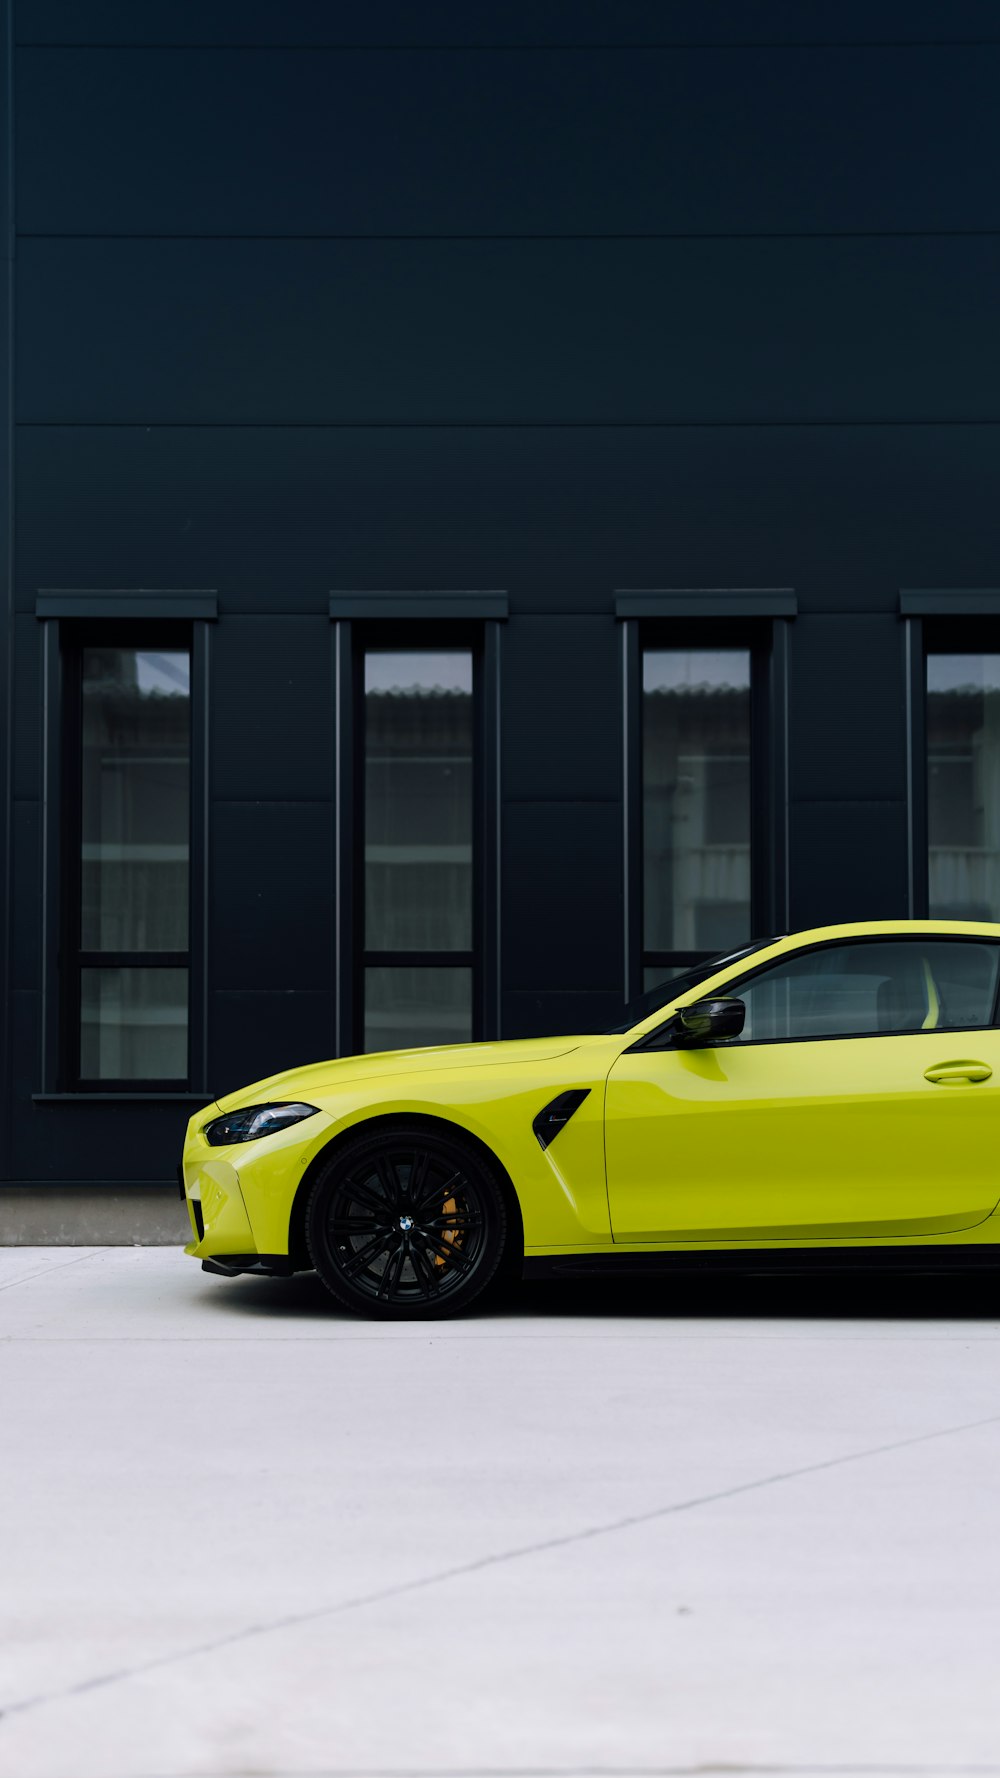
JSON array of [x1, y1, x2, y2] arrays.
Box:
[[605, 935, 1000, 1242]]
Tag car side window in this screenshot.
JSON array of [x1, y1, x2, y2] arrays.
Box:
[[730, 939, 1000, 1043]]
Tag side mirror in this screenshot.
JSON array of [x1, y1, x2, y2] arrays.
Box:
[[675, 996, 745, 1046]]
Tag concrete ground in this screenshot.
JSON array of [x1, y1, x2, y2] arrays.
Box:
[[2, 1252, 1000, 1778]]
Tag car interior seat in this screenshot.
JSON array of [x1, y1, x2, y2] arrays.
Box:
[[875, 953, 932, 1034]]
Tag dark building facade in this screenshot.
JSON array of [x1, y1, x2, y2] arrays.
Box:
[[2, 1, 1000, 1214]]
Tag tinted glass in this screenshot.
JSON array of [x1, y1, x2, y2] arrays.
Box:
[[365, 652, 473, 952], [733, 940, 1000, 1043], [80, 967, 188, 1080], [927, 655, 1000, 921], [364, 966, 472, 1052], [81, 648, 190, 950], [618, 940, 775, 1029], [643, 650, 751, 955]]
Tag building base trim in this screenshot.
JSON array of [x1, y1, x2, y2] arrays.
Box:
[[0, 1185, 190, 1246]]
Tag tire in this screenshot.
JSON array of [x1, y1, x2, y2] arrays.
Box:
[[305, 1124, 509, 1319]]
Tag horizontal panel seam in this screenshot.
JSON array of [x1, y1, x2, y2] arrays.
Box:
[[211, 988, 333, 996], [211, 983, 331, 993], [14, 39, 1000, 50], [15, 230, 1000, 241], [507, 982, 622, 992], [15, 419, 1000, 430]]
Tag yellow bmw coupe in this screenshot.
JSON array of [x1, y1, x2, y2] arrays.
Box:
[[181, 920, 1000, 1317]]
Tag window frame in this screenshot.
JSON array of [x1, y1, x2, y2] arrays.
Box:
[[636, 933, 1000, 1051], [52, 620, 207, 1094], [625, 617, 786, 1003], [345, 619, 499, 1054], [913, 618, 1000, 923]]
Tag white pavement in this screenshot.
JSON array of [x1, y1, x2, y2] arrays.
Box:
[[2, 1250, 1000, 1778]]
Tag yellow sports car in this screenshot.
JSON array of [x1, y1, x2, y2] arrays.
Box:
[[181, 920, 1000, 1317]]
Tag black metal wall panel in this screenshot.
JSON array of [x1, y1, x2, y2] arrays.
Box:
[[210, 617, 332, 801], [0, 0, 12, 1189], [788, 616, 908, 804], [789, 801, 910, 928], [208, 802, 333, 990], [501, 801, 622, 998], [9, 800, 41, 991], [16, 425, 1000, 619], [209, 989, 335, 1098], [502, 989, 624, 1041], [9, 991, 199, 1180], [7, 994, 40, 1179], [16, 0, 1000, 47], [10, 615, 41, 799], [18, 44, 999, 236], [502, 618, 620, 803], [19, 237, 1000, 426]]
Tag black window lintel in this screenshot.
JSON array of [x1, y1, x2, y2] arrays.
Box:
[[330, 591, 508, 621], [900, 590, 1000, 617], [37, 590, 218, 620], [616, 589, 796, 619]]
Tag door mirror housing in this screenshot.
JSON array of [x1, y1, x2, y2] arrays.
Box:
[[674, 996, 746, 1047]]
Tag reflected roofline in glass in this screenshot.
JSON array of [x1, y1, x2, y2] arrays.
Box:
[[609, 938, 778, 1033]]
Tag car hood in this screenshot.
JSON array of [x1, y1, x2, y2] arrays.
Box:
[[213, 1035, 588, 1113]]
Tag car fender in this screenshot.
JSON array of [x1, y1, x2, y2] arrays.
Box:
[[243, 1051, 618, 1256]]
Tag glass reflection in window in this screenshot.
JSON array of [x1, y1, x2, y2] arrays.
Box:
[[81, 648, 190, 951], [364, 966, 473, 1053], [928, 655, 1000, 922], [364, 652, 473, 953], [81, 967, 188, 1081], [735, 940, 999, 1042], [643, 650, 751, 955], [78, 645, 190, 1082]]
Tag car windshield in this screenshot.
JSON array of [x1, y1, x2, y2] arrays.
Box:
[[607, 938, 778, 1033]]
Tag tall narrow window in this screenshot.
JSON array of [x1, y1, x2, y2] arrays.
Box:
[[643, 649, 752, 989], [927, 653, 1000, 921], [362, 649, 475, 1050], [74, 643, 191, 1083]]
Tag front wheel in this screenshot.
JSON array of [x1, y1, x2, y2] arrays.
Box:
[[305, 1126, 509, 1319]]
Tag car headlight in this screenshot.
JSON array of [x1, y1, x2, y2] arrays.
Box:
[[203, 1103, 320, 1146]]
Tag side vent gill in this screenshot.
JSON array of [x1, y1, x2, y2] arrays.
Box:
[[532, 1088, 591, 1151]]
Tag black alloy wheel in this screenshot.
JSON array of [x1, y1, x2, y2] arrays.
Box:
[[305, 1126, 509, 1319]]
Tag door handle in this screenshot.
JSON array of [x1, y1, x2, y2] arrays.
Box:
[[923, 1060, 993, 1085]]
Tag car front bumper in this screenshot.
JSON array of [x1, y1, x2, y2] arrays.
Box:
[[200, 1253, 296, 1278], [181, 1152, 257, 1259], [180, 1103, 337, 1273]]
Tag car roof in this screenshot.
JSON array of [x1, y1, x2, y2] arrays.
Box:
[[765, 918, 1000, 943]]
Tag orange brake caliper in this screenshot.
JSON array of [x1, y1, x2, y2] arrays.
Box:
[[431, 1196, 459, 1268]]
